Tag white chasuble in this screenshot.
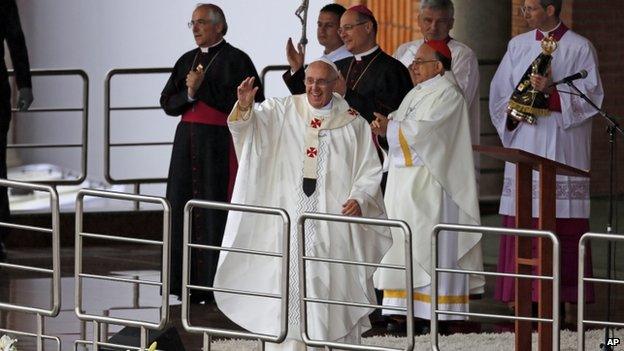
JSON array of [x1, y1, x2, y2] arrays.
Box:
[[373, 74, 484, 320], [214, 93, 392, 346], [489, 28, 603, 218]]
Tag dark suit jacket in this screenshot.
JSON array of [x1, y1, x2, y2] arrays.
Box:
[[1, 0, 31, 93]]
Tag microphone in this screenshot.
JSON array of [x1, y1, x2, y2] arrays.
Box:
[[550, 70, 588, 86]]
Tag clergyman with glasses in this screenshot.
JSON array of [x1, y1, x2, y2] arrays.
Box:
[[333, 5, 412, 123], [490, 0, 603, 316], [214, 59, 392, 350], [371, 40, 484, 333], [394, 0, 481, 155], [160, 3, 264, 305]]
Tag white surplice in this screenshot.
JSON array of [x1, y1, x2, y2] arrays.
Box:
[[394, 39, 480, 148], [373, 73, 484, 320], [489, 27, 604, 218], [213, 93, 392, 349], [322, 45, 351, 63]]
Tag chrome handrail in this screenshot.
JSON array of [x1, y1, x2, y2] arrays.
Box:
[[430, 223, 560, 351], [578, 232, 624, 350], [74, 189, 171, 351], [103, 67, 172, 187], [181, 200, 290, 351], [8, 69, 89, 185], [0, 179, 61, 350], [299, 212, 414, 351]]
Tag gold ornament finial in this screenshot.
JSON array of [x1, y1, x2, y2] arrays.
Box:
[[541, 36, 558, 55]]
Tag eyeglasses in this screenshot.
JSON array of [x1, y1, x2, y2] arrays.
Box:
[[303, 77, 337, 87], [520, 5, 543, 16], [411, 59, 438, 67], [337, 21, 367, 34], [188, 19, 211, 28]]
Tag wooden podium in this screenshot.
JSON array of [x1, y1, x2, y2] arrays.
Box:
[[474, 145, 590, 351]]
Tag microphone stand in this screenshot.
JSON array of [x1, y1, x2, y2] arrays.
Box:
[[565, 81, 623, 351]]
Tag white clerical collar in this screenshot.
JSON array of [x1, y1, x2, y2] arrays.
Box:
[[416, 73, 445, 90], [323, 45, 352, 63], [307, 98, 333, 116], [199, 38, 224, 53], [537, 21, 562, 38], [353, 45, 379, 61]]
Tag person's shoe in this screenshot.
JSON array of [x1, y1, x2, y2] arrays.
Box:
[[190, 291, 214, 305], [386, 316, 407, 333], [0, 241, 6, 261]]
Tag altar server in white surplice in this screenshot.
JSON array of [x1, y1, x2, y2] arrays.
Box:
[[371, 41, 484, 322], [213, 59, 392, 351], [490, 0, 603, 305]]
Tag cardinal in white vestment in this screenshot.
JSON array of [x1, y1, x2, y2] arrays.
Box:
[[213, 59, 392, 351], [371, 40, 484, 323], [393, 0, 481, 149]]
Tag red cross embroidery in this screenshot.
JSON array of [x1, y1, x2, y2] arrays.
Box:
[[347, 108, 358, 116], [310, 118, 322, 129], [306, 147, 318, 158]]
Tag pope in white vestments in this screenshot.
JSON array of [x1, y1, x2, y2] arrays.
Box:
[[372, 41, 484, 321], [213, 60, 392, 350]]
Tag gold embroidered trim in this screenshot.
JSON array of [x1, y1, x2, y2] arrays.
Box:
[[398, 127, 413, 167], [384, 290, 469, 304]]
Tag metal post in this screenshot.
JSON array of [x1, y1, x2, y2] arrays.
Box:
[[133, 275, 140, 308], [36, 313, 43, 351], [93, 321, 100, 351], [140, 326, 147, 350], [133, 183, 140, 210], [203, 332, 211, 351], [578, 235, 587, 350]]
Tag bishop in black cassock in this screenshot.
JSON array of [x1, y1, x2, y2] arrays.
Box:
[[160, 4, 263, 303]]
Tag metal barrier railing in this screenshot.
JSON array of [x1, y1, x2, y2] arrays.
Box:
[[260, 64, 289, 87], [9, 69, 89, 185], [299, 212, 414, 351], [0, 179, 61, 350], [181, 200, 290, 351], [430, 223, 560, 351], [578, 232, 624, 350], [74, 189, 171, 351], [104, 68, 172, 194]]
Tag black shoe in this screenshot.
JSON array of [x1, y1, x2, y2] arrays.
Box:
[[190, 291, 214, 305], [386, 316, 407, 333], [0, 241, 6, 261]]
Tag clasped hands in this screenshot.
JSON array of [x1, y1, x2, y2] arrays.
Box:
[[186, 65, 205, 99], [370, 112, 389, 136]]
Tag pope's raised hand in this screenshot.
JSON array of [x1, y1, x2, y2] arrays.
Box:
[[237, 77, 258, 110]]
